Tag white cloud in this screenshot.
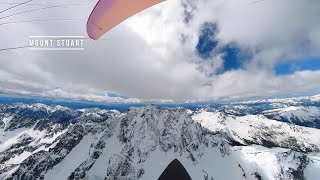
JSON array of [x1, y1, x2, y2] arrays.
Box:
[[0, 0, 319, 103], [42, 88, 140, 103]]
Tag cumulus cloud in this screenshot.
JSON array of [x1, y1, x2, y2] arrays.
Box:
[[0, 0, 319, 103]]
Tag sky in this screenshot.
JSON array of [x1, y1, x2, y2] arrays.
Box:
[[0, 0, 320, 103]]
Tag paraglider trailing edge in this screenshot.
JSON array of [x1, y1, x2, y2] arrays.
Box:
[[87, 0, 166, 40]]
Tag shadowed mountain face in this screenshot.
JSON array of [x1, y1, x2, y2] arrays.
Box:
[[158, 159, 192, 180]]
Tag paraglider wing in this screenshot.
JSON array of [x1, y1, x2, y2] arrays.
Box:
[[87, 0, 165, 40]]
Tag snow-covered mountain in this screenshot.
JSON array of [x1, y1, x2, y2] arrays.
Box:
[[262, 106, 320, 128], [0, 103, 319, 180], [220, 95, 320, 129]]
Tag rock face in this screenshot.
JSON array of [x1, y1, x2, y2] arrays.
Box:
[[0, 103, 319, 180]]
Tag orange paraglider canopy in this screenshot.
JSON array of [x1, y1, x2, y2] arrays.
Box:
[[87, 0, 165, 40]]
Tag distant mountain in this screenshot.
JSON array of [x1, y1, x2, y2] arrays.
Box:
[[263, 106, 320, 128], [219, 94, 320, 128], [0, 103, 319, 180]]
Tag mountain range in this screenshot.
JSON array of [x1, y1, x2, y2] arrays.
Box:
[[0, 94, 320, 180]]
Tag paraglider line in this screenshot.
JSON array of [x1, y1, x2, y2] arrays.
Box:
[[0, 2, 93, 7], [0, 45, 32, 52], [0, 0, 33, 14], [0, 4, 89, 20], [0, 19, 84, 26], [248, 0, 265, 5]]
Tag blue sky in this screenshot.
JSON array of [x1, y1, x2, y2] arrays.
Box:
[[275, 58, 320, 75], [195, 22, 320, 77], [196, 22, 320, 77], [196, 23, 251, 73]]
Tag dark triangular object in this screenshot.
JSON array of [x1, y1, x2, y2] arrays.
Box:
[[157, 159, 192, 180]]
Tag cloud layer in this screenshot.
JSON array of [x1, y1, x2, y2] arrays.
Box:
[[0, 0, 319, 103]]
